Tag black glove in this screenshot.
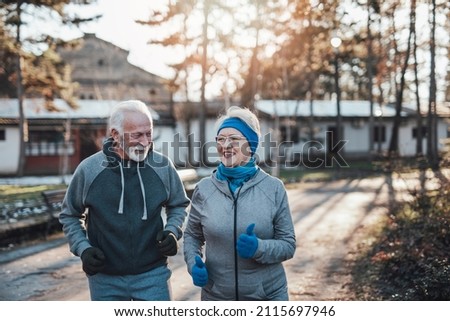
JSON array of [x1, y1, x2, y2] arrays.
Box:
[[80, 247, 106, 275], [156, 230, 178, 256]]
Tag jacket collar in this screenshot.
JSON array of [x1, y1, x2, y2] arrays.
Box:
[[211, 167, 269, 197]]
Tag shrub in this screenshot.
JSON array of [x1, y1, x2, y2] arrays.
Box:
[[350, 170, 450, 300]]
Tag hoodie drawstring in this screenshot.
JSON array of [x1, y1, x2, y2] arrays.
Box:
[[117, 161, 148, 220], [118, 162, 125, 214], [137, 165, 148, 220]]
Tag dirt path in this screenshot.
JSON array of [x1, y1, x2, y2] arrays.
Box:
[[285, 177, 394, 300]]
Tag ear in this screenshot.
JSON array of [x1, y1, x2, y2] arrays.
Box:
[[111, 128, 120, 143]]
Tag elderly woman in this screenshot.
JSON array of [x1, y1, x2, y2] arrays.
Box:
[[183, 106, 296, 301]]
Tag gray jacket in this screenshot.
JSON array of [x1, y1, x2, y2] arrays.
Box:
[[183, 169, 296, 300], [59, 142, 189, 275]]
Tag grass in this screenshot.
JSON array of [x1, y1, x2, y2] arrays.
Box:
[[0, 184, 67, 204], [270, 158, 386, 184]]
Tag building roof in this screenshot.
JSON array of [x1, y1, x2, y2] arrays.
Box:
[[254, 100, 419, 118], [60, 34, 164, 84], [0, 98, 159, 121]]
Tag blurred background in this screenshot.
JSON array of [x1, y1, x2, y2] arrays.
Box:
[[0, 0, 449, 301], [0, 0, 448, 177]]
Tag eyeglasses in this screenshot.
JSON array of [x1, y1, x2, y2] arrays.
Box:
[[128, 131, 152, 140], [215, 135, 246, 146]]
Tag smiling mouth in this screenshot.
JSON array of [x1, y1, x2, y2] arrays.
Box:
[[135, 145, 148, 152]]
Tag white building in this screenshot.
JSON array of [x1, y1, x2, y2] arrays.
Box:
[[1, 98, 448, 175], [0, 98, 177, 175], [253, 100, 449, 165]]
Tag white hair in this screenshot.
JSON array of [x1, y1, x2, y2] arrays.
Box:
[[215, 106, 261, 136], [109, 100, 153, 133]]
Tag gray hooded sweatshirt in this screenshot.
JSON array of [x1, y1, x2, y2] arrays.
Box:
[[183, 169, 296, 300], [59, 138, 189, 275]]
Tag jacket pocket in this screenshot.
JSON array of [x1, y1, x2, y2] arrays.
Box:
[[204, 279, 268, 300]]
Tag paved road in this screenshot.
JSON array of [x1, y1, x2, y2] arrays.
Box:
[[0, 173, 436, 301]]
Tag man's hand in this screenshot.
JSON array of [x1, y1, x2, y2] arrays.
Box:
[[156, 230, 178, 256], [80, 247, 106, 275]]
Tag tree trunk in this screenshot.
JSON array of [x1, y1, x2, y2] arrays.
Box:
[[16, 1, 26, 177], [367, 2, 375, 159], [249, 0, 261, 111], [200, 1, 208, 166], [388, 3, 413, 157], [306, 17, 316, 142], [333, 54, 342, 144], [427, 0, 438, 169], [412, 0, 423, 156]]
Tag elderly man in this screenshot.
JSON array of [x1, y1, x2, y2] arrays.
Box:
[[60, 100, 189, 300]]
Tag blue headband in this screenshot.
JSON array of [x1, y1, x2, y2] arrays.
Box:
[[217, 117, 259, 154]]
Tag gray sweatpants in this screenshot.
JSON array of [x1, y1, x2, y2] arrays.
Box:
[[87, 265, 172, 301]]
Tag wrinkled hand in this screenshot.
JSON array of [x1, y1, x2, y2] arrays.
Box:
[[81, 247, 106, 275], [192, 255, 208, 287], [237, 223, 258, 259], [156, 230, 178, 256]]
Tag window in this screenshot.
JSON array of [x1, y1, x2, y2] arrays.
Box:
[[0, 129, 5, 141], [412, 126, 427, 139], [25, 130, 74, 156], [280, 125, 300, 143], [374, 125, 386, 143]]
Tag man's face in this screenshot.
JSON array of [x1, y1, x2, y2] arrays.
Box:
[[113, 112, 153, 162]]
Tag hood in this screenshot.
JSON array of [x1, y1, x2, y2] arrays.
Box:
[[101, 137, 149, 220]]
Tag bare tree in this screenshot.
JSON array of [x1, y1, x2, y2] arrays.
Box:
[[366, 0, 379, 158], [411, 0, 424, 156], [388, 2, 413, 157], [427, 0, 439, 168]]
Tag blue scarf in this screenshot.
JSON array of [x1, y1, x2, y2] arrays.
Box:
[[216, 157, 259, 194]]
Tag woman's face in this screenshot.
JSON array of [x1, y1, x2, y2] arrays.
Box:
[[216, 127, 251, 167]]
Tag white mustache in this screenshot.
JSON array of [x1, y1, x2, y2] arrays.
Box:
[[134, 145, 147, 151]]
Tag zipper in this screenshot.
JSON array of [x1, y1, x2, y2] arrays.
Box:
[[232, 186, 243, 301]]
